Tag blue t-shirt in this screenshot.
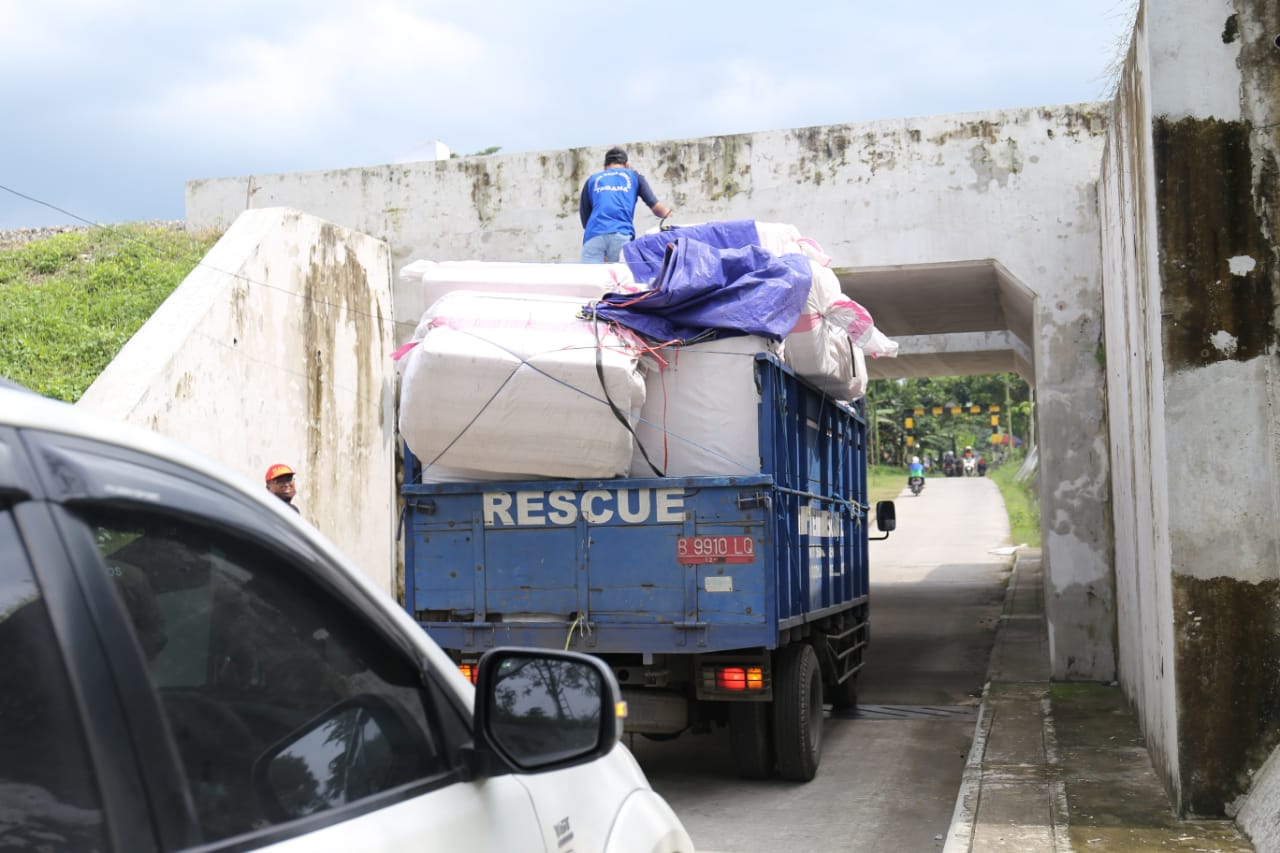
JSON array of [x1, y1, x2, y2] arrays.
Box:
[[579, 167, 661, 244], [908, 462, 924, 476]]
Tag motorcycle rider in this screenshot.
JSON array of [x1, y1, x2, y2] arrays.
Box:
[[907, 455, 925, 493]]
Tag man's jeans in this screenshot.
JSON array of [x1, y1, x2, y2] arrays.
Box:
[[582, 233, 630, 263]]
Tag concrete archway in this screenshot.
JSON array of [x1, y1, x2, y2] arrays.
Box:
[[840, 259, 1036, 383]]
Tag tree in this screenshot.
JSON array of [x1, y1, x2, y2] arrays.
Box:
[[866, 373, 1031, 463], [449, 146, 503, 159]]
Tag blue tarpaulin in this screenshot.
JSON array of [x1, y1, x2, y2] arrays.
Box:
[[621, 220, 761, 282], [587, 236, 812, 343]]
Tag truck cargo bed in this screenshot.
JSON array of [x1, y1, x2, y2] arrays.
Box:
[[403, 354, 871, 657]]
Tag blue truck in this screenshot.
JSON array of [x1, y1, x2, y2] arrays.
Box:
[[401, 352, 896, 781]]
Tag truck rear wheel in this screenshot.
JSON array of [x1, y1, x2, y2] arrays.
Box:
[[729, 701, 774, 779], [772, 644, 823, 781]]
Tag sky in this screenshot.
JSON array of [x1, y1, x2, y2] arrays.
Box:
[[0, 0, 1138, 230]]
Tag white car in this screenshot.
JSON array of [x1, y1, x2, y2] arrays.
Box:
[[0, 382, 694, 853]]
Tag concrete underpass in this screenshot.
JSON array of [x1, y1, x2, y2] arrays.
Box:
[[77, 0, 1279, 844]]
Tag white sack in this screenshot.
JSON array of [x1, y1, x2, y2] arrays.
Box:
[[782, 259, 896, 398], [399, 291, 645, 480], [783, 262, 855, 397], [862, 327, 901, 358], [752, 221, 803, 257], [849, 345, 868, 400], [631, 336, 776, 477]]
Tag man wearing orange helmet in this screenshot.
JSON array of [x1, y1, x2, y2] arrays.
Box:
[[265, 462, 300, 513]]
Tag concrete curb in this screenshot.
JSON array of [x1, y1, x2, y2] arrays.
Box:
[[942, 548, 1062, 853], [941, 679, 991, 853]]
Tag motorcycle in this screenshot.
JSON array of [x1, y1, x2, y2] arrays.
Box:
[[908, 475, 925, 496], [962, 456, 977, 477]]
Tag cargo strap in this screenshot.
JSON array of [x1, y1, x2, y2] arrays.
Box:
[[588, 306, 665, 477]]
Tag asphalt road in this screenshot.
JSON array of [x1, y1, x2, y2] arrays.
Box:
[[629, 476, 1014, 853]]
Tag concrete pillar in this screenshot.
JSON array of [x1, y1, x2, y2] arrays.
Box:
[[1101, 0, 1280, 816]]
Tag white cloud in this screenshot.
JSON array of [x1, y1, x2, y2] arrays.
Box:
[[119, 3, 487, 148]]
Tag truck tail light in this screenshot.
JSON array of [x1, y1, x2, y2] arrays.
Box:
[[458, 663, 478, 684], [715, 666, 764, 691]]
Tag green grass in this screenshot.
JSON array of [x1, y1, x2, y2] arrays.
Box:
[[868, 464, 907, 503], [989, 455, 1041, 547], [0, 224, 221, 401]]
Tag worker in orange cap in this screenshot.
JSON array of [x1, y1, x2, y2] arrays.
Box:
[[265, 463, 300, 513]]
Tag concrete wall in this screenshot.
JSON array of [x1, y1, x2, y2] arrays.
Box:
[[1100, 0, 1280, 820], [78, 207, 399, 595], [1099, 0, 1182, 807], [187, 104, 1118, 682]]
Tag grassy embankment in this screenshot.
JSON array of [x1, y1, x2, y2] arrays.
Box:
[[0, 225, 220, 401], [988, 455, 1041, 547]]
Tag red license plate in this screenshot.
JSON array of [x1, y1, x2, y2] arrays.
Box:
[[676, 535, 755, 564]]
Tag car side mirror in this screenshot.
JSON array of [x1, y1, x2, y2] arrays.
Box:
[[869, 500, 896, 540], [469, 647, 624, 775]]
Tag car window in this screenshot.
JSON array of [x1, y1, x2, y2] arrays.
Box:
[[0, 510, 110, 851], [74, 505, 451, 844]]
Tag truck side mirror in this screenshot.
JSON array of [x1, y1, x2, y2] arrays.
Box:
[[869, 501, 896, 540]]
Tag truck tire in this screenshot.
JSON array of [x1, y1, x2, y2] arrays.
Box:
[[729, 701, 774, 779], [772, 644, 823, 781]]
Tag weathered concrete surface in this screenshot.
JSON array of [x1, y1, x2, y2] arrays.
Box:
[[1100, 0, 1280, 822], [1239, 745, 1280, 852], [78, 208, 398, 594], [849, 259, 1037, 383], [947, 553, 1254, 853]]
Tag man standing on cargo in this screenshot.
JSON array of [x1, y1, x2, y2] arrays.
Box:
[[579, 147, 673, 263]]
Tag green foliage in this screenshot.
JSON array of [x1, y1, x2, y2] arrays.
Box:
[[867, 373, 1032, 465], [0, 224, 222, 402], [867, 464, 906, 503], [989, 451, 1041, 547], [449, 145, 503, 158]]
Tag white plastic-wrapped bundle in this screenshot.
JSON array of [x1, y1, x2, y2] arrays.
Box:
[[630, 336, 777, 477], [752, 221, 803, 257], [398, 291, 646, 481], [849, 344, 868, 400], [399, 260, 642, 311], [784, 262, 856, 397], [781, 262, 877, 399], [862, 327, 900, 359], [773, 256, 896, 399]]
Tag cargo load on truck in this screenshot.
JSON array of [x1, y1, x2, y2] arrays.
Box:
[[396, 221, 899, 782], [394, 220, 897, 482]]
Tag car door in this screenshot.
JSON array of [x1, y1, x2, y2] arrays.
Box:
[[18, 427, 549, 852], [0, 425, 159, 852]]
